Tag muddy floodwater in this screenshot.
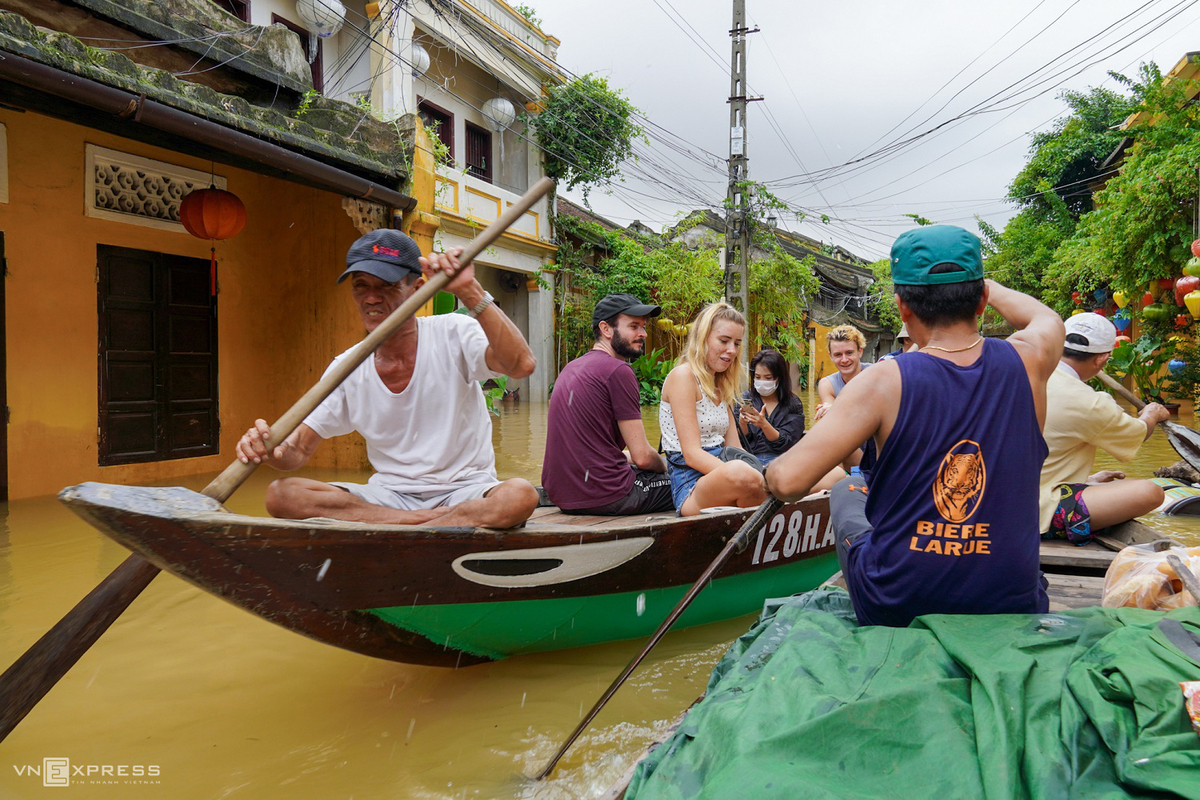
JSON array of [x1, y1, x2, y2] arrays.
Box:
[[1, 396, 1196, 798]]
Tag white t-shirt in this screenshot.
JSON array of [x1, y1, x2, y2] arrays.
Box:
[[304, 314, 500, 494], [1037, 362, 1147, 531]]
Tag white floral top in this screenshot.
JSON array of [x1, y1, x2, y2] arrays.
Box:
[[660, 389, 728, 451]]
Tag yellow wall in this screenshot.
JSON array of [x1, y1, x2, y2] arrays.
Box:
[[0, 109, 397, 499]]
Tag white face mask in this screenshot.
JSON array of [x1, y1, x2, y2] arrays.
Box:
[[754, 379, 777, 396]]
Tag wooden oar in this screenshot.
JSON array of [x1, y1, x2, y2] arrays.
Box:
[[534, 496, 784, 781], [0, 177, 554, 742], [1095, 371, 1200, 473]]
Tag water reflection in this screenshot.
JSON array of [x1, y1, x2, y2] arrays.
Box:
[[0, 395, 1195, 799]]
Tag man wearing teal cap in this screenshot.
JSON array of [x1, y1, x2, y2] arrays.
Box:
[[764, 225, 1065, 627]]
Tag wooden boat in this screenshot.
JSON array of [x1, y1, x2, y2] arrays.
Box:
[[58, 482, 840, 667], [601, 517, 1182, 799]]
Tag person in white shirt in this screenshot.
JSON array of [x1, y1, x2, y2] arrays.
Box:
[[236, 229, 538, 529], [1038, 312, 1170, 544]]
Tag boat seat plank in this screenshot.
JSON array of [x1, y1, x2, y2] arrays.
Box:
[[1038, 539, 1118, 571]]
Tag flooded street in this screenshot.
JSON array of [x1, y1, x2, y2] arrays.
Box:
[[1, 396, 1197, 798]]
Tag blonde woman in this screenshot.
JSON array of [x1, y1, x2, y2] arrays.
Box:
[[815, 324, 869, 420], [659, 303, 767, 515]]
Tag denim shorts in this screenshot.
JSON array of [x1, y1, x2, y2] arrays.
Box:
[[665, 445, 723, 512]]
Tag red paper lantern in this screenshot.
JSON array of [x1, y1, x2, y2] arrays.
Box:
[[1141, 291, 1155, 308], [1192, 238, 1200, 258], [180, 187, 246, 294], [1158, 277, 1176, 290], [1071, 290, 1082, 305], [1177, 313, 1192, 328], [1176, 275, 1200, 305]]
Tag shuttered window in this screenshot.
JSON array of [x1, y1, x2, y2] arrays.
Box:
[[97, 246, 219, 466], [465, 122, 492, 183], [418, 100, 453, 157]]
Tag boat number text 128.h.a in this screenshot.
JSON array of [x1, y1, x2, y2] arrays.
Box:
[[751, 508, 835, 565]]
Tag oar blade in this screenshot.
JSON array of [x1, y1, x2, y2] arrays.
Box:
[[1163, 422, 1200, 474]]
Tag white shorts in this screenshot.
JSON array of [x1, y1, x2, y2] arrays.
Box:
[[330, 480, 500, 511]]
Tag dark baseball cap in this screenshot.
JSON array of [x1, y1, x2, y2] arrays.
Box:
[[592, 293, 661, 325], [890, 225, 984, 286], [338, 229, 423, 284]]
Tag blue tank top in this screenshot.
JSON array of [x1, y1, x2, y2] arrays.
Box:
[[847, 338, 1048, 626]]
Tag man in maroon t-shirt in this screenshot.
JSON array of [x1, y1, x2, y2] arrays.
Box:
[[542, 294, 673, 515]]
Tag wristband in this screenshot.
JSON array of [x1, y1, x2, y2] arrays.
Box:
[[467, 291, 494, 318]]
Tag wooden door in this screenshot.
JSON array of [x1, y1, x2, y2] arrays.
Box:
[[97, 246, 218, 465]]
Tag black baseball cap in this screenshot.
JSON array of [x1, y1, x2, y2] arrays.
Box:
[[592, 293, 661, 325], [338, 229, 423, 284]]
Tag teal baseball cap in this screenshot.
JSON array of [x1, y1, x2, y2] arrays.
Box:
[[890, 225, 984, 286]]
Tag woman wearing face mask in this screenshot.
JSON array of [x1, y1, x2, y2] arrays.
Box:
[[739, 350, 845, 489], [660, 302, 767, 516], [737, 350, 804, 466]]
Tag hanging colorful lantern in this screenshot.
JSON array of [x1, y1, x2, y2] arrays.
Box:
[[1071, 290, 1082, 305], [1092, 288, 1106, 302], [179, 186, 246, 295], [1115, 335, 1132, 346], [1170, 359, 1187, 375], [1113, 290, 1129, 308], [1185, 257, 1200, 278], [1158, 277, 1176, 290], [1176, 275, 1200, 305], [1186, 289, 1200, 318], [1141, 291, 1156, 308], [1113, 314, 1131, 333], [1176, 313, 1191, 328], [1192, 239, 1200, 258], [1071, 308, 1086, 316]]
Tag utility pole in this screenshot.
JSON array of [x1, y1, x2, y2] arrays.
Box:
[[724, 0, 758, 318]]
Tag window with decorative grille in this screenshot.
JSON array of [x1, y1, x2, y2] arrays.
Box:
[[465, 122, 492, 183]]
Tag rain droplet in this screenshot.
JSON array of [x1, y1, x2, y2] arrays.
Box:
[[520, 692, 527, 708], [568, 390, 574, 406], [636, 593, 646, 616], [584, 469, 590, 483], [389, 684, 396, 700], [407, 719, 416, 740], [316, 558, 332, 581]]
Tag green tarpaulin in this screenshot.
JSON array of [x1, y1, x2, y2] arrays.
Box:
[[625, 590, 1200, 800]]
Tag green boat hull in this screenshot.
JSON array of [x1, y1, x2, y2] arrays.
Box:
[[369, 551, 839, 660]]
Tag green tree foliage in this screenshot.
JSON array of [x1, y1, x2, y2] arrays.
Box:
[[1044, 64, 1200, 313], [551, 212, 821, 389], [512, 3, 542, 27], [524, 74, 646, 194], [866, 257, 902, 333], [748, 248, 820, 367], [988, 84, 1136, 297]]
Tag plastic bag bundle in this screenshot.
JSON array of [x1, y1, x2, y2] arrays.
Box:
[[1101, 543, 1200, 610]]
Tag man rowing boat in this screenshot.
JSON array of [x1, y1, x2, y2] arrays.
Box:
[[765, 225, 1064, 627], [235, 229, 539, 529], [1038, 312, 1169, 543]]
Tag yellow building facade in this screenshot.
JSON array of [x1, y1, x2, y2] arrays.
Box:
[[0, 109, 432, 500]]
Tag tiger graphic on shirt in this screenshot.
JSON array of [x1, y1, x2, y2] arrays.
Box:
[[909, 439, 992, 556]]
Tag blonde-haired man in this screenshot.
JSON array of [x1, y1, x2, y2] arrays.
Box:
[[815, 325, 869, 420]]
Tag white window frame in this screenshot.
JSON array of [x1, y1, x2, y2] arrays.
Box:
[[85, 144, 227, 232]]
